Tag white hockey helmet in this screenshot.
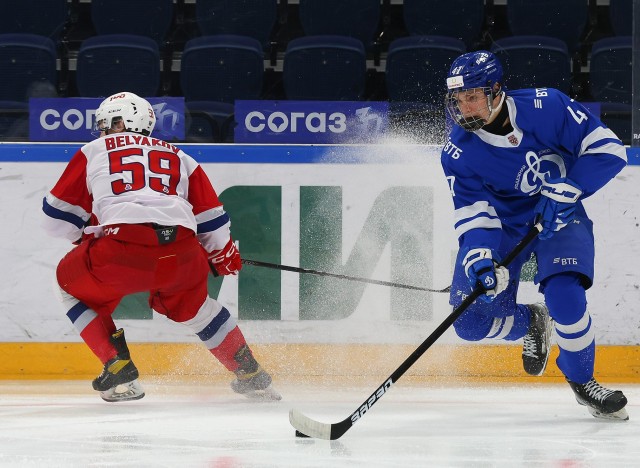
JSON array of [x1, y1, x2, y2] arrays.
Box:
[[94, 91, 156, 136]]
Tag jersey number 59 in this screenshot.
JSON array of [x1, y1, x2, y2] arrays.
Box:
[[109, 148, 181, 196]]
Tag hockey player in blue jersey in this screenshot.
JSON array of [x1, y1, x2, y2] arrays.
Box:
[[441, 50, 628, 420]]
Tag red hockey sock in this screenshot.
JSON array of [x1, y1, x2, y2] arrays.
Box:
[[80, 315, 118, 364], [208, 326, 249, 372]]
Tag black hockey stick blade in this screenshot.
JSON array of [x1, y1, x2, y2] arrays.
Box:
[[289, 223, 542, 440], [242, 258, 450, 293]]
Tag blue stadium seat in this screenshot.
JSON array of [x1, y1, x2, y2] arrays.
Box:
[[491, 36, 572, 94], [298, 0, 381, 50], [403, 0, 484, 49], [90, 0, 174, 46], [195, 0, 277, 49], [506, 0, 588, 54], [386, 36, 466, 104], [185, 101, 235, 143], [283, 35, 367, 101], [0, 0, 68, 42], [76, 34, 160, 97], [589, 36, 632, 104], [0, 34, 57, 102], [180, 35, 264, 104], [609, 0, 632, 36]]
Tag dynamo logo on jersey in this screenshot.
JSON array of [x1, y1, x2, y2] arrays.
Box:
[[518, 150, 567, 196]]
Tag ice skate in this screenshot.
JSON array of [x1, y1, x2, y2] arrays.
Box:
[[231, 345, 281, 401], [92, 329, 145, 402], [567, 377, 628, 420], [522, 302, 554, 376]]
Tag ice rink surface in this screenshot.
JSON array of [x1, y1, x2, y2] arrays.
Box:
[[0, 380, 638, 467]]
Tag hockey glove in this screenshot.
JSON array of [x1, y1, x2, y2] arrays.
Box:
[[534, 177, 582, 240], [462, 247, 509, 303], [208, 239, 242, 276]]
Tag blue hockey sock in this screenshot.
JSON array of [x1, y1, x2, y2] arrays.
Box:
[[544, 273, 594, 383]]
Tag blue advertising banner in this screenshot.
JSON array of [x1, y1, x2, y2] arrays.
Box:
[[29, 97, 185, 142], [234, 100, 388, 143]]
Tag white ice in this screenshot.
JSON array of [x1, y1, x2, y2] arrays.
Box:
[[0, 380, 638, 467]]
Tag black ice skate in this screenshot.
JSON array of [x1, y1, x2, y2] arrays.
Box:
[[92, 329, 145, 402], [567, 377, 629, 420], [522, 302, 554, 376], [231, 345, 281, 401]]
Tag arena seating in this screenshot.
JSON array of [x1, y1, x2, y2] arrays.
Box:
[[283, 35, 367, 100], [403, 0, 485, 50], [180, 34, 264, 103], [75, 34, 161, 98], [491, 36, 572, 95], [0, 0, 633, 143], [0, 0, 69, 42], [298, 0, 381, 50], [386, 35, 466, 104], [195, 0, 277, 50]]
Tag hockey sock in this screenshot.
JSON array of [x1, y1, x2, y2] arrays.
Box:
[[182, 298, 249, 372], [62, 289, 117, 363], [208, 326, 250, 372], [76, 311, 118, 363], [544, 273, 594, 383]]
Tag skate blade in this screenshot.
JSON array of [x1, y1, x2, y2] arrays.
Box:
[[242, 385, 282, 401], [99, 379, 145, 403], [587, 406, 629, 421]]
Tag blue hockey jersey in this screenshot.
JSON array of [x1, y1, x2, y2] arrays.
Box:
[[440, 87, 627, 251]]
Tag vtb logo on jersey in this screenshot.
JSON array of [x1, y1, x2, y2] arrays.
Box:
[[517, 150, 567, 196]]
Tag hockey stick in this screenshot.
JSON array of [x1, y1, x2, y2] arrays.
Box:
[[241, 258, 450, 293], [289, 222, 542, 440]]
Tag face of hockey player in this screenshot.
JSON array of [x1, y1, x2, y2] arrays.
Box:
[[451, 88, 493, 130], [446, 83, 503, 132]]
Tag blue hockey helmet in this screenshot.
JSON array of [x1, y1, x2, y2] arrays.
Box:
[[445, 51, 505, 131], [445, 50, 503, 92]]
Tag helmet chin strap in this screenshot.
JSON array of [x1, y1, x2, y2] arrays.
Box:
[[486, 90, 505, 125]]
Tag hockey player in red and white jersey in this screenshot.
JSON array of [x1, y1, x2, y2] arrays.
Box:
[[42, 92, 280, 402]]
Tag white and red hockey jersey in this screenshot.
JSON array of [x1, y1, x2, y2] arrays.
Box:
[[42, 132, 231, 253]]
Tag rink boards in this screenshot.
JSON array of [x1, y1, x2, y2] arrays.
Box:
[[1, 143, 639, 382], [1, 343, 639, 383]]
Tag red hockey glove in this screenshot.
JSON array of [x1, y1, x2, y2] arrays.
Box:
[[208, 239, 242, 276]]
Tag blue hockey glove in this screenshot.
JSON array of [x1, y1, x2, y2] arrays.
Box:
[[462, 248, 510, 303], [534, 177, 582, 240]]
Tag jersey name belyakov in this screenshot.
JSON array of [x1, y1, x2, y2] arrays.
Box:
[[441, 87, 627, 249]]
